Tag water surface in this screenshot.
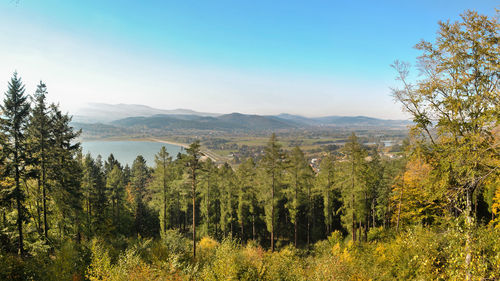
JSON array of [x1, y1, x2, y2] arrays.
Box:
[[81, 140, 184, 167]]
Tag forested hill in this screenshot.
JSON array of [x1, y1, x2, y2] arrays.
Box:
[[111, 113, 300, 131], [73, 104, 410, 134]]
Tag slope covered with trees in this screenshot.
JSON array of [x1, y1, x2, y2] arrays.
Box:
[[0, 10, 498, 281]]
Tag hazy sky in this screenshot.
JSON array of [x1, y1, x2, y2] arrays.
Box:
[[0, 1, 497, 119]]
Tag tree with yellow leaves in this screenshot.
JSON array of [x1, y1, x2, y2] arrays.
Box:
[[392, 10, 499, 279]]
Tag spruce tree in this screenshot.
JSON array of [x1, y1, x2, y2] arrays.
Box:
[[1, 72, 31, 256], [259, 133, 285, 251], [106, 164, 124, 230], [27, 81, 53, 240], [131, 155, 150, 237], [286, 146, 311, 247], [236, 158, 257, 242], [152, 146, 172, 236], [185, 141, 201, 259]]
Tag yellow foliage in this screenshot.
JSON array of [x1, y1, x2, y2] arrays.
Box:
[[391, 157, 444, 226], [491, 183, 500, 228], [199, 236, 218, 251]]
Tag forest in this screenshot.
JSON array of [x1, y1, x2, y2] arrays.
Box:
[[0, 10, 498, 281]]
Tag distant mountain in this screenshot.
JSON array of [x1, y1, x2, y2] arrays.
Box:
[[275, 113, 320, 126], [218, 113, 299, 130], [71, 103, 411, 135], [275, 113, 410, 127], [73, 103, 220, 123], [111, 113, 298, 131]]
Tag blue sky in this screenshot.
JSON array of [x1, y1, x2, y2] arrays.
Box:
[[0, 0, 497, 118]]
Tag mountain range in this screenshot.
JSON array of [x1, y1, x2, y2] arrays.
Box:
[[72, 103, 410, 132]]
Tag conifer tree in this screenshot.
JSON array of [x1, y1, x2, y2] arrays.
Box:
[[341, 133, 366, 241], [286, 146, 312, 247], [236, 157, 257, 241], [199, 159, 218, 237], [185, 141, 201, 259], [1, 73, 31, 256], [48, 103, 82, 241], [26, 81, 52, 239], [131, 155, 151, 237], [219, 163, 236, 237], [315, 154, 338, 236], [259, 133, 285, 251], [106, 164, 124, 230], [152, 146, 172, 236]]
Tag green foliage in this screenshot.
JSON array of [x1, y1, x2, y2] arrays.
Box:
[[0, 10, 498, 280]]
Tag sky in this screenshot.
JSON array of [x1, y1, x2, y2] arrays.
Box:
[[0, 0, 497, 119]]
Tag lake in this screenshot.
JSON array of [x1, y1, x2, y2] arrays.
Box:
[[81, 140, 184, 167]]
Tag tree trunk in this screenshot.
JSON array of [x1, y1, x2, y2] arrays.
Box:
[[240, 219, 244, 243], [271, 172, 275, 252], [294, 180, 298, 247], [351, 159, 356, 242], [465, 188, 473, 281], [42, 144, 48, 240], [192, 170, 196, 260], [396, 172, 404, 233], [163, 160, 167, 234], [351, 192, 355, 242], [15, 165, 24, 256], [252, 213, 256, 241], [307, 185, 311, 246]]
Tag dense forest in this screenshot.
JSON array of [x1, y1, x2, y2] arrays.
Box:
[[0, 10, 498, 281]]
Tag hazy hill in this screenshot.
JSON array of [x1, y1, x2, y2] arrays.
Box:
[[71, 103, 410, 136], [276, 113, 410, 127], [73, 103, 220, 123], [111, 113, 299, 131]]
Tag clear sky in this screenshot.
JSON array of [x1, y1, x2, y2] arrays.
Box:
[[0, 0, 497, 119]]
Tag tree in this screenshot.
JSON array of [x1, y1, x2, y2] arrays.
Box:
[[130, 155, 152, 237], [81, 154, 98, 238], [341, 133, 366, 241], [151, 146, 172, 236], [315, 154, 339, 237], [259, 133, 285, 251], [1, 72, 31, 256], [236, 157, 258, 241], [218, 163, 236, 237], [199, 159, 218, 237], [26, 81, 52, 240], [50, 103, 82, 241], [391, 10, 499, 277], [185, 141, 201, 259], [106, 164, 124, 230], [286, 146, 312, 247]]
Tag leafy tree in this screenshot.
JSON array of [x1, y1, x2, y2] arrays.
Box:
[[392, 10, 499, 275]]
